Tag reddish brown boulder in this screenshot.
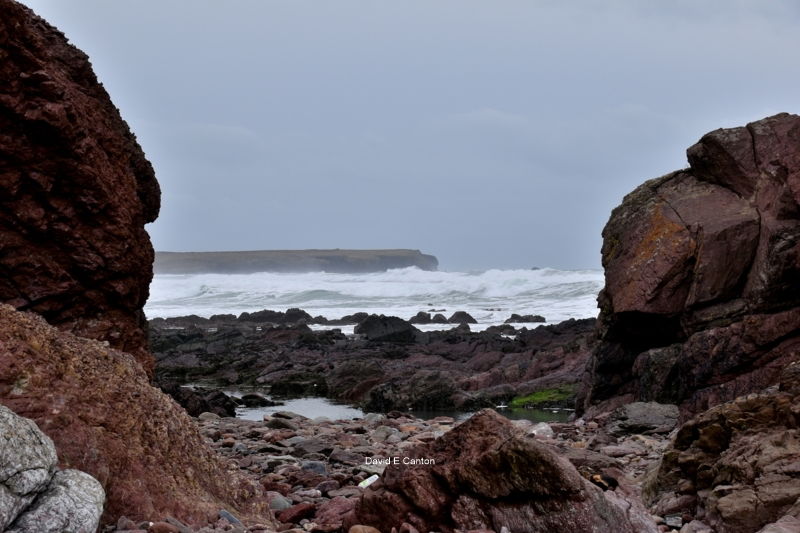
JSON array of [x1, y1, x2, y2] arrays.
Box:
[[277, 502, 316, 524], [581, 113, 800, 417], [344, 409, 656, 533], [0, 304, 273, 527], [0, 0, 159, 374]]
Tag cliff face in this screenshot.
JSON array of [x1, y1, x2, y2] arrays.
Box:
[[580, 113, 800, 417], [0, 304, 269, 526], [0, 0, 160, 374], [154, 249, 439, 274], [0, 2, 273, 527]]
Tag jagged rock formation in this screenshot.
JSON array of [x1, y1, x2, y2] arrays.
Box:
[[0, 0, 160, 374], [151, 315, 597, 412], [0, 404, 105, 533], [0, 304, 271, 527], [644, 362, 800, 533], [154, 249, 439, 274], [344, 409, 657, 533], [580, 113, 800, 418]]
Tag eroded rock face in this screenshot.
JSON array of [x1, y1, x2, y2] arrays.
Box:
[[0, 304, 271, 526], [0, 0, 160, 374], [345, 409, 655, 533], [581, 113, 800, 417], [0, 404, 104, 533], [644, 363, 800, 533]]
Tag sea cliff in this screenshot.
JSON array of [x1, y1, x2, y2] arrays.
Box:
[[154, 249, 439, 274]]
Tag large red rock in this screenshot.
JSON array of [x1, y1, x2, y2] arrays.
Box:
[[344, 409, 656, 533], [581, 113, 800, 417], [0, 304, 272, 527], [0, 0, 160, 374]]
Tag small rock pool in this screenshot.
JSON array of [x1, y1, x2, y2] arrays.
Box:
[[228, 393, 572, 423]]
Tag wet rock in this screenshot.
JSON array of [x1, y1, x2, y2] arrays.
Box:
[[431, 313, 449, 324], [447, 311, 477, 324], [504, 314, 546, 323], [158, 383, 238, 417], [354, 315, 421, 343], [409, 312, 432, 324]]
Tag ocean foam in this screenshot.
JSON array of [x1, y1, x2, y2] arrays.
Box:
[[145, 267, 604, 327]]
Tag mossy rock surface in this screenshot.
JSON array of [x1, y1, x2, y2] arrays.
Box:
[[509, 385, 576, 408]]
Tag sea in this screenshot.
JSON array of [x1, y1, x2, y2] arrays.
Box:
[[145, 267, 604, 333]]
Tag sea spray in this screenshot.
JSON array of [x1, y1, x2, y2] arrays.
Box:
[[145, 267, 603, 328]]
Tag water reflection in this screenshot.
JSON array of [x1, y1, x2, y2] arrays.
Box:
[[231, 394, 572, 424]]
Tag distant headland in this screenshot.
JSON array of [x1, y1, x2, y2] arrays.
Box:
[[153, 249, 439, 274]]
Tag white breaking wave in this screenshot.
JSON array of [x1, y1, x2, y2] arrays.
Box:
[[145, 267, 604, 329]]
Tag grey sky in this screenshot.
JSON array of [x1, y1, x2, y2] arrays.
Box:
[[20, 1, 800, 270]]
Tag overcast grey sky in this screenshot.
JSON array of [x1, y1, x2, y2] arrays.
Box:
[[20, 1, 800, 270]]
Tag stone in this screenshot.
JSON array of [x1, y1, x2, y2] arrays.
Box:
[[349, 527, 382, 533], [756, 515, 800, 533], [447, 311, 477, 324], [645, 387, 800, 533], [345, 409, 655, 532], [277, 502, 317, 524], [316, 480, 341, 494], [354, 315, 421, 343], [302, 460, 328, 475], [408, 312, 432, 324], [0, 0, 160, 374], [239, 393, 277, 407], [5, 470, 104, 533], [0, 305, 271, 526], [267, 418, 299, 430], [431, 313, 449, 324], [581, 113, 800, 418], [1, 405, 104, 533], [268, 492, 293, 511], [149, 522, 181, 533], [315, 497, 356, 530], [606, 402, 680, 436], [0, 404, 58, 530], [504, 314, 546, 323]]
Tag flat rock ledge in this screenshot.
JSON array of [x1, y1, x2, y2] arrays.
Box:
[[1, 404, 104, 533]]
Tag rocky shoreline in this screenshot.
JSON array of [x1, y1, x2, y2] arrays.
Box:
[[2, 2, 799, 530], [150, 311, 596, 415], [101, 402, 680, 533]]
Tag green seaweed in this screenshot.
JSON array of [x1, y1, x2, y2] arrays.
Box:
[[509, 385, 576, 408]]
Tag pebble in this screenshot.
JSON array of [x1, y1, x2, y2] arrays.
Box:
[[105, 404, 679, 532]]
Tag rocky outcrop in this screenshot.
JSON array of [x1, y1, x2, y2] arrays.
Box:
[[151, 316, 597, 412], [581, 113, 800, 418], [354, 314, 423, 343], [154, 249, 439, 274], [644, 363, 800, 533], [0, 0, 161, 374], [344, 409, 657, 533], [0, 304, 271, 526], [1, 404, 104, 533]]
